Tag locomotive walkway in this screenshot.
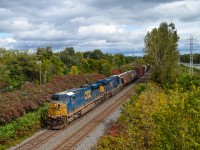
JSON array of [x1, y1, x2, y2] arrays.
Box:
[[10, 70, 151, 150]]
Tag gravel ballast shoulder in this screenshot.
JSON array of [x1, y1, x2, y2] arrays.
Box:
[[75, 103, 124, 150]]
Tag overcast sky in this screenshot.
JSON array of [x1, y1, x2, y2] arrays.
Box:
[[0, 0, 199, 56]]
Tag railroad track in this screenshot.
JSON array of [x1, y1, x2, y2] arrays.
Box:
[[138, 70, 151, 83], [15, 130, 62, 150], [14, 117, 79, 150], [13, 70, 151, 150], [54, 71, 151, 150]]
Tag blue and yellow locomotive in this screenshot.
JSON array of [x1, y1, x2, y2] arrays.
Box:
[[47, 75, 123, 129], [47, 69, 140, 129]]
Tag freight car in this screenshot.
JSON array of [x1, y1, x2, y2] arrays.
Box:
[[47, 66, 147, 129], [118, 70, 137, 85]]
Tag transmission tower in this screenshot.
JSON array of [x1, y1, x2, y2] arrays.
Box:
[[187, 35, 196, 77]]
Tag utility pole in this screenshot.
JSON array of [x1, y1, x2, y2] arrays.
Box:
[[44, 71, 47, 84], [37, 60, 42, 85]]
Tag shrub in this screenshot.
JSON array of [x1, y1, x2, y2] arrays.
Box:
[[0, 104, 48, 149]]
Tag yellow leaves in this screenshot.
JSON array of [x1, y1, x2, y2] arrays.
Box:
[[97, 81, 200, 149], [69, 65, 78, 75], [137, 84, 167, 117], [129, 82, 199, 148]]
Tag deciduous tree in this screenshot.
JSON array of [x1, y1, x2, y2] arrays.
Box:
[[143, 22, 179, 84], [69, 66, 78, 75]]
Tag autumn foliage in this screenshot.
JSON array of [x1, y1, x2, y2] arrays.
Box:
[[0, 73, 105, 125], [96, 82, 200, 149]]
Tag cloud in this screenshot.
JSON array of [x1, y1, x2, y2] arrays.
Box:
[[14, 23, 69, 41], [0, 19, 32, 33], [0, 0, 199, 55], [78, 24, 125, 37], [79, 40, 107, 46], [0, 37, 16, 49], [152, 0, 200, 21]]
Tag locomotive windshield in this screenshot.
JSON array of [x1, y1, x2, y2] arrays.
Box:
[[52, 95, 60, 101], [51, 94, 70, 103]]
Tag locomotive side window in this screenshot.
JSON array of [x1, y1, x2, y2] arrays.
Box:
[[70, 95, 75, 100]]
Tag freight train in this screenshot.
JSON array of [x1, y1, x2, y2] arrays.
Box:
[[47, 65, 149, 129]]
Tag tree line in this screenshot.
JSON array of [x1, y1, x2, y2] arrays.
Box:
[[180, 53, 200, 64], [0, 47, 136, 90]]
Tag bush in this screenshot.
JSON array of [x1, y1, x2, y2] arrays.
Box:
[[134, 83, 147, 95], [96, 82, 200, 149], [0, 104, 48, 149]]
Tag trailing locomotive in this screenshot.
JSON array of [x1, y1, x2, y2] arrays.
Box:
[[47, 66, 148, 129]]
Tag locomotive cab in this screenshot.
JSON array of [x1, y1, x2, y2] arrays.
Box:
[[47, 93, 68, 129]]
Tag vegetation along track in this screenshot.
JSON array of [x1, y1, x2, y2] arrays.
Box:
[[55, 70, 151, 150], [13, 70, 151, 150]]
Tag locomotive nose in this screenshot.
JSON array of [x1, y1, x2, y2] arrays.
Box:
[[48, 103, 67, 118]]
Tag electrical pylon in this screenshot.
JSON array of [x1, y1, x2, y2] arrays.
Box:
[[188, 35, 196, 77]]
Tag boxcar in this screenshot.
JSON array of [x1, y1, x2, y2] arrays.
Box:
[[118, 70, 136, 85], [141, 65, 146, 76], [135, 67, 142, 78]]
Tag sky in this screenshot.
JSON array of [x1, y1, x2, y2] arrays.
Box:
[[0, 0, 199, 56]]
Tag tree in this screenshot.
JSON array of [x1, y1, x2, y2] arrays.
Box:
[[83, 51, 92, 59], [83, 49, 104, 60], [0, 49, 11, 87], [59, 47, 76, 67], [180, 53, 200, 64], [180, 54, 190, 63], [90, 49, 104, 60], [79, 59, 92, 73], [69, 66, 78, 75], [143, 22, 179, 84], [36, 47, 53, 60], [114, 53, 125, 68], [64, 47, 75, 56], [100, 61, 112, 76], [5, 50, 38, 85], [49, 54, 64, 77]]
